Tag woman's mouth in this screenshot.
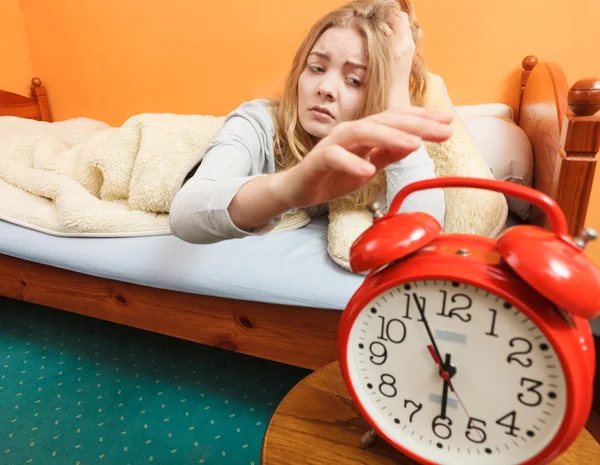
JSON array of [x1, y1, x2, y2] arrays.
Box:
[[310, 106, 334, 120]]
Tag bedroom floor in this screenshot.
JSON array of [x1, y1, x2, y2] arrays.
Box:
[[0, 296, 311, 465]]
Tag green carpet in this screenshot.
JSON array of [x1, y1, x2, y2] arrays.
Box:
[[0, 296, 311, 464]]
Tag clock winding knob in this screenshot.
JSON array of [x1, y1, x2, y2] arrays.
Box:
[[574, 227, 598, 249], [368, 202, 383, 220]]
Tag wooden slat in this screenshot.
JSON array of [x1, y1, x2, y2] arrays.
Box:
[[30, 78, 52, 122], [0, 253, 341, 370], [515, 55, 539, 123], [0, 90, 42, 120], [556, 79, 600, 236], [0, 78, 51, 122]]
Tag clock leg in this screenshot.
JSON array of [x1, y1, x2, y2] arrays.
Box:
[[361, 428, 377, 447]]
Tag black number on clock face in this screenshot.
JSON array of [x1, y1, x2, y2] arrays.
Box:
[[377, 316, 406, 344], [518, 378, 544, 407], [402, 293, 426, 321], [465, 417, 487, 444], [507, 337, 533, 367], [369, 341, 387, 366], [438, 290, 472, 322], [348, 280, 566, 465], [404, 399, 423, 423], [432, 415, 453, 440], [485, 308, 499, 337], [379, 373, 397, 398], [496, 410, 521, 437]]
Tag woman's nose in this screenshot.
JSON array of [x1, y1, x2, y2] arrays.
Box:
[[317, 76, 336, 101]]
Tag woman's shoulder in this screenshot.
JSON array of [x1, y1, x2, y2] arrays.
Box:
[[230, 98, 274, 115], [224, 99, 276, 138]]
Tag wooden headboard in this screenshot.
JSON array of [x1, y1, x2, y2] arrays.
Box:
[[516, 55, 600, 236], [0, 78, 52, 122]]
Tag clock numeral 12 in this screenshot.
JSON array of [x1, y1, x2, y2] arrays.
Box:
[[437, 291, 472, 322]]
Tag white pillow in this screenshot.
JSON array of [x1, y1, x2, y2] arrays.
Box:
[[456, 103, 515, 121], [463, 115, 533, 220]]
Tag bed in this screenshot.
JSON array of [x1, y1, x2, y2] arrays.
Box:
[[1, 55, 599, 376]]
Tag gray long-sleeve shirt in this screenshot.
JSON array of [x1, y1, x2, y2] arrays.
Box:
[[169, 99, 445, 244]]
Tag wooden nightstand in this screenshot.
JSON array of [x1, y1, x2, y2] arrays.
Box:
[[262, 362, 600, 465]]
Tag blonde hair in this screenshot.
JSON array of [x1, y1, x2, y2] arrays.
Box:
[[270, 0, 428, 210]]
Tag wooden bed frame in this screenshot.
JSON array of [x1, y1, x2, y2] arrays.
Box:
[[1, 55, 599, 376]]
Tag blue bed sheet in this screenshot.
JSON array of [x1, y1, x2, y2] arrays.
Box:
[[0, 217, 364, 311]]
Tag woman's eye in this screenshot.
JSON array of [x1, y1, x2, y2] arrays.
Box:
[[309, 65, 325, 73], [347, 77, 362, 86]]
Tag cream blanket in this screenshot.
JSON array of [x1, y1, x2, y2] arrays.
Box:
[[0, 114, 226, 236]]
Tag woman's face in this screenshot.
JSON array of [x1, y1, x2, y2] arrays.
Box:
[[297, 26, 367, 141]]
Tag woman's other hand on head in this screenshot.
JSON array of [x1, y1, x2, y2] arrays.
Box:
[[383, 11, 416, 109], [274, 106, 453, 210], [382, 11, 415, 69]]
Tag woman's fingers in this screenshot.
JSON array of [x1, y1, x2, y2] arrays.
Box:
[[380, 22, 394, 38], [330, 121, 424, 155], [399, 11, 411, 36], [319, 144, 376, 177], [310, 107, 455, 183], [365, 111, 453, 142], [372, 105, 454, 124], [329, 115, 451, 157]]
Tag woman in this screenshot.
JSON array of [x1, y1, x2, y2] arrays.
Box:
[[169, 0, 451, 244]]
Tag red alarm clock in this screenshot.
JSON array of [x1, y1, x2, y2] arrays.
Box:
[[338, 177, 599, 465]]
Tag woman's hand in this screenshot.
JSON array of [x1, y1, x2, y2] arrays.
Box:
[[382, 11, 415, 109], [275, 107, 452, 210]]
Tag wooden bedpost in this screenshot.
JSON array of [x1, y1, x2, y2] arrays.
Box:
[[556, 78, 600, 236], [515, 55, 539, 123], [30, 77, 52, 122]]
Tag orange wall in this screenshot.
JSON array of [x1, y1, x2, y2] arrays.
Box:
[[0, 0, 33, 95], [17, 0, 600, 125], [9, 0, 600, 262]]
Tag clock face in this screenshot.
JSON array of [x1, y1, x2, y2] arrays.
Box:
[[345, 279, 567, 465]]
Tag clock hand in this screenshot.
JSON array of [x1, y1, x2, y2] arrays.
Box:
[[428, 349, 471, 417], [417, 304, 445, 371], [427, 345, 451, 380], [418, 303, 485, 442], [428, 351, 484, 441], [440, 353, 451, 419], [419, 305, 455, 385], [417, 303, 482, 438]]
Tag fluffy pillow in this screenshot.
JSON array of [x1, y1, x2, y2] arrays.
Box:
[[462, 115, 533, 220], [326, 73, 509, 272], [423, 73, 508, 237]]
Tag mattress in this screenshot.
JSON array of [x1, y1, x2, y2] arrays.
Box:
[[1, 216, 599, 335], [0, 217, 363, 311]]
